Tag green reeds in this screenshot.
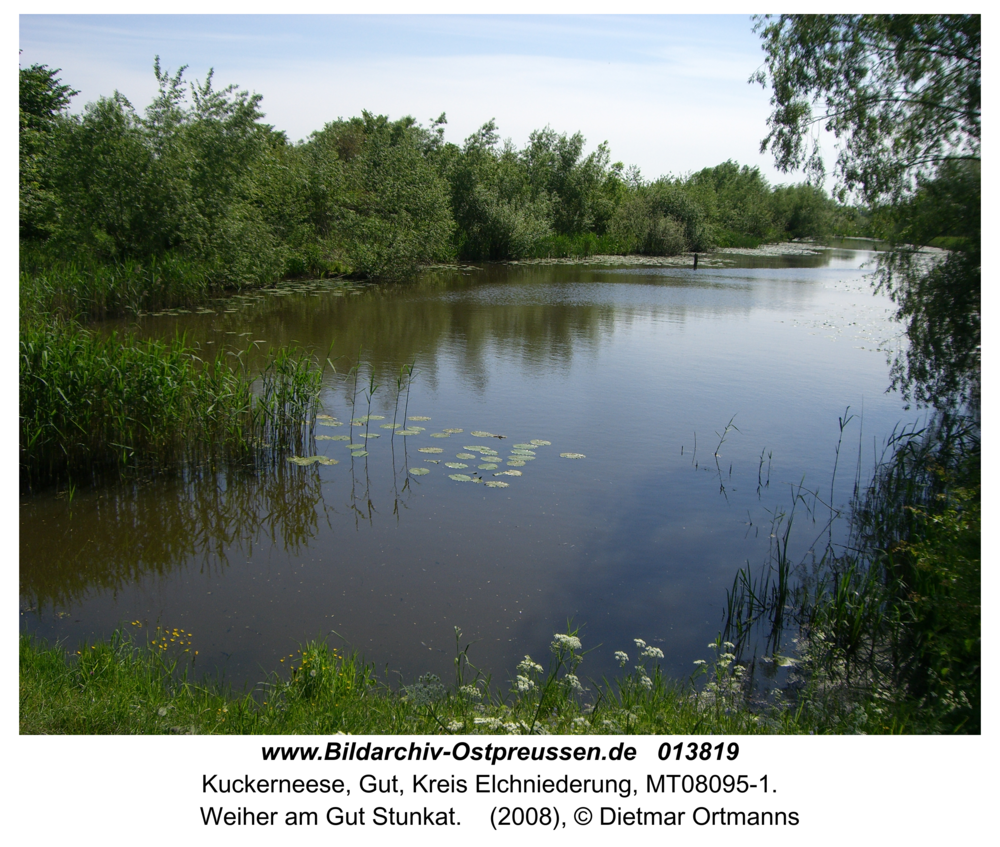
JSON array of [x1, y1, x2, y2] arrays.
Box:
[[723, 413, 980, 732], [19, 320, 322, 491], [524, 232, 624, 260], [20, 244, 215, 322], [363, 370, 378, 440]]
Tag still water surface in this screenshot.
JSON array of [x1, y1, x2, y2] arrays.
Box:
[[20, 244, 911, 687]]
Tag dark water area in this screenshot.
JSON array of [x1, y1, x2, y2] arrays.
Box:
[[20, 245, 914, 691]]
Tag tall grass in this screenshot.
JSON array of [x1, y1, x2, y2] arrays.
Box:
[[724, 414, 980, 732], [20, 243, 217, 322], [22, 623, 887, 736], [19, 320, 322, 491], [22, 615, 914, 735], [524, 232, 625, 259]]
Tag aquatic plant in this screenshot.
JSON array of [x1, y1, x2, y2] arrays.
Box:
[[724, 414, 980, 732], [19, 320, 322, 491]]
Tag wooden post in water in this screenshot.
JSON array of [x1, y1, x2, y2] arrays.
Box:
[[693, 253, 698, 269]]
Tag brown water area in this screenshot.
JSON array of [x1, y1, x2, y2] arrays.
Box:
[[20, 241, 914, 689]]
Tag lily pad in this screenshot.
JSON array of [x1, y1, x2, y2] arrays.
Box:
[[316, 414, 337, 421], [424, 459, 441, 464], [448, 473, 473, 482], [430, 433, 451, 438], [318, 421, 344, 427], [495, 470, 523, 477], [443, 428, 464, 434], [513, 443, 535, 449], [367, 415, 385, 420], [315, 435, 337, 441], [408, 416, 432, 421], [506, 460, 526, 467], [408, 467, 430, 476], [350, 450, 368, 458], [529, 439, 551, 446], [560, 453, 586, 459], [471, 431, 504, 438], [418, 447, 444, 454], [396, 429, 421, 436], [329, 435, 352, 441], [455, 453, 477, 460], [287, 455, 339, 466], [478, 463, 498, 470], [445, 462, 468, 469], [358, 432, 380, 438], [380, 423, 402, 429], [484, 481, 509, 488], [511, 449, 536, 456]]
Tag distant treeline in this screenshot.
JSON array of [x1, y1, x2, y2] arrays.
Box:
[[21, 59, 867, 297]]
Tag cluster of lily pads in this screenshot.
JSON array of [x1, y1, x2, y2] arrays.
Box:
[[287, 414, 585, 488], [142, 278, 362, 320]]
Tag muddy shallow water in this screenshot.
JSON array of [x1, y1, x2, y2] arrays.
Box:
[[20, 243, 913, 689]]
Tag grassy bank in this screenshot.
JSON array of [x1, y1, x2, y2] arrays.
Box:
[[21, 624, 908, 736]]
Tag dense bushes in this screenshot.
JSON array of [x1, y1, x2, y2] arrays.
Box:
[[20, 59, 854, 295]]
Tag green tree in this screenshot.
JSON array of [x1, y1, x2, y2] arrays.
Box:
[[753, 14, 980, 410], [19, 62, 77, 239], [521, 128, 619, 236], [685, 161, 776, 245], [449, 120, 551, 261], [52, 93, 157, 257], [770, 182, 835, 238], [310, 112, 455, 278]]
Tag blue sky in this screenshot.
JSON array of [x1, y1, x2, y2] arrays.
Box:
[[19, 13, 803, 185]]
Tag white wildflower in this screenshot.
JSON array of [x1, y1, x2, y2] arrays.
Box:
[[564, 674, 583, 692], [641, 645, 664, 659], [446, 720, 463, 732], [614, 650, 629, 667], [693, 659, 707, 665], [515, 675, 536, 692], [634, 638, 647, 649], [458, 684, 482, 700], [552, 634, 582, 651], [517, 655, 543, 675]]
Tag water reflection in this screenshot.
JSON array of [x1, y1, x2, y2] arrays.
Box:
[[20, 459, 331, 613], [22, 246, 910, 685]]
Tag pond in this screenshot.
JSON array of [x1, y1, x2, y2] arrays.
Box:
[[19, 242, 912, 690]]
